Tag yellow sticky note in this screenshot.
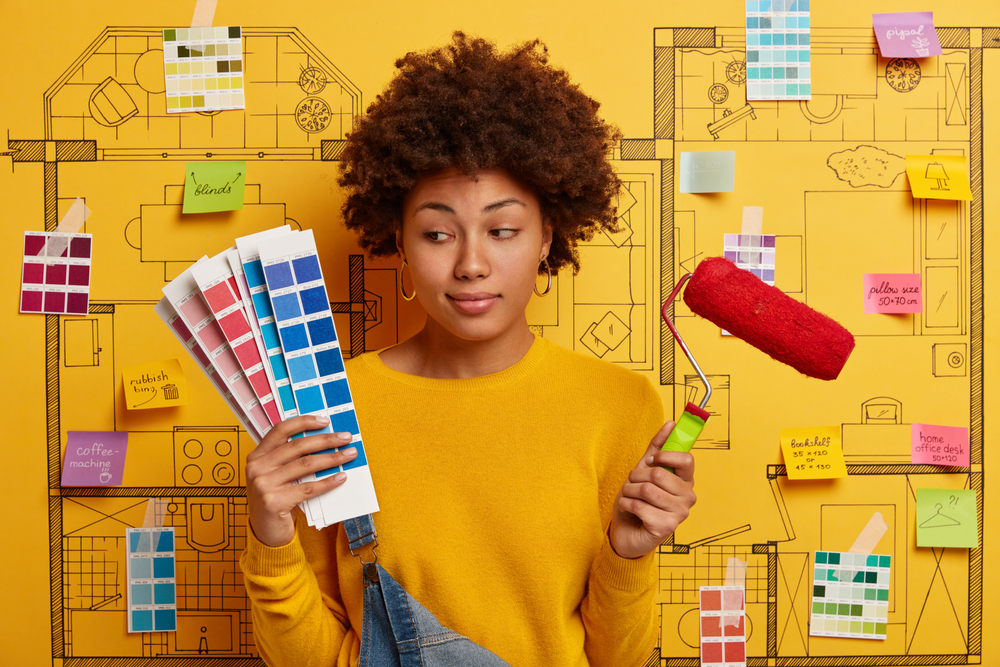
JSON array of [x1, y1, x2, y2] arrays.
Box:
[[122, 358, 189, 410], [780, 426, 848, 479], [905, 154, 973, 200]]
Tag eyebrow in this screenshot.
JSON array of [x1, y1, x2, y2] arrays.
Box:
[[413, 198, 527, 215]]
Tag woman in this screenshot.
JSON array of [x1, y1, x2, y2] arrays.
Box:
[[241, 33, 696, 667]]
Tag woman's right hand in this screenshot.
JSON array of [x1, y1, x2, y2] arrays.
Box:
[[245, 415, 358, 547]]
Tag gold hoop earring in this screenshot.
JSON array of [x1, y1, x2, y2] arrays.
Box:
[[533, 259, 552, 297], [399, 259, 416, 301]]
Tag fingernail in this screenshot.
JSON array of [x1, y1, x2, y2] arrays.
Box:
[[342, 447, 357, 458], [315, 415, 330, 425], [336, 432, 352, 441], [646, 456, 655, 466], [334, 472, 347, 482]]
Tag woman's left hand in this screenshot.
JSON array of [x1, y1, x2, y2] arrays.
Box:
[[609, 421, 697, 560]]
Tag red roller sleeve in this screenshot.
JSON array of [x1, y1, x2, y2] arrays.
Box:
[[682, 257, 855, 381]]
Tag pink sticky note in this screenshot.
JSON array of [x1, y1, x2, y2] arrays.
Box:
[[863, 273, 922, 314], [62, 431, 129, 486], [873, 12, 943, 58], [911, 424, 970, 467]]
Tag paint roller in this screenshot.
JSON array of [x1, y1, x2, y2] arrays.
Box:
[[659, 256, 856, 460]]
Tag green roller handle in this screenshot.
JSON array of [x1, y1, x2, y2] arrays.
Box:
[[660, 402, 710, 473]]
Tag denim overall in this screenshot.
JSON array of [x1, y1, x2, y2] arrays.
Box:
[[345, 514, 512, 667]]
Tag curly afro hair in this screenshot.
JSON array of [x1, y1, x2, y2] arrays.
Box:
[[337, 31, 623, 274]]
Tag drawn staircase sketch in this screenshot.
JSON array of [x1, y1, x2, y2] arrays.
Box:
[[1, 6, 997, 667]]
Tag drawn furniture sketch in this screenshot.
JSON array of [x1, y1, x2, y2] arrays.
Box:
[[621, 26, 984, 664]]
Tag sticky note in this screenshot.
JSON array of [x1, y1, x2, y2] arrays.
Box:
[[863, 273, 922, 314], [182, 161, 246, 213], [905, 155, 973, 201], [916, 488, 978, 548], [679, 151, 735, 193], [780, 426, 847, 479], [62, 431, 128, 486], [122, 358, 189, 410], [873, 13, 943, 58], [911, 424, 970, 467]]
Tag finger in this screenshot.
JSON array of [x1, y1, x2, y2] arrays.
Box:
[[616, 494, 686, 541], [250, 414, 331, 458], [274, 444, 359, 486], [648, 450, 695, 484], [633, 421, 676, 471], [261, 431, 353, 470]]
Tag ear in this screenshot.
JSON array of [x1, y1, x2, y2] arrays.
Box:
[[540, 224, 553, 262]]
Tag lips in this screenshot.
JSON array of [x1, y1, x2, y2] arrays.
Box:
[[448, 292, 499, 314]]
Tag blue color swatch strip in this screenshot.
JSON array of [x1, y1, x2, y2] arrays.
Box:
[[127, 527, 177, 633], [745, 0, 811, 100]]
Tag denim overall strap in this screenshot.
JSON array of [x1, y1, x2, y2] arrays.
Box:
[[347, 514, 512, 667]]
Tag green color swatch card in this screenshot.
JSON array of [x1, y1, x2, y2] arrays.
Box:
[[679, 151, 735, 193], [183, 161, 245, 213], [916, 488, 978, 548]]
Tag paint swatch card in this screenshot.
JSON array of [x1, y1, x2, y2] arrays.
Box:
[[917, 488, 978, 548], [724, 233, 775, 283], [699, 586, 746, 666], [873, 12, 942, 58], [121, 358, 189, 410], [127, 527, 177, 633], [259, 228, 379, 528], [863, 273, 922, 314], [183, 161, 246, 213], [20, 231, 92, 316], [911, 424, 969, 466], [811, 551, 890, 639], [679, 151, 735, 193], [905, 155, 973, 201], [62, 431, 128, 486], [780, 425, 847, 479], [162, 26, 245, 113], [745, 0, 811, 100]]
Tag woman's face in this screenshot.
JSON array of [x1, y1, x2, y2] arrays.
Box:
[[398, 167, 552, 345]]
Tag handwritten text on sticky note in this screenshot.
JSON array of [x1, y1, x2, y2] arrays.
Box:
[[122, 358, 189, 410], [679, 151, 735, 193], [780, 426, 848, 479], [916, 488, 978, 548], [183, 161, 246, 213], [905, 155, 973, 201], [911, 424, 970, 467], [864, 273, 922, 314], [873, 12, 943, 59], [62, 431, 129, 486]]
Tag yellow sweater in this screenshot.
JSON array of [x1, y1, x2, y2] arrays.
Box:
[[241, 336, 664, 667]]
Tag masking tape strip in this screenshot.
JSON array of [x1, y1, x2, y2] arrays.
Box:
[[741, 205, 763, 236], [834, 511, 888, 580], [190, 0, 218, 27], [142, 498, 166, 528], [722, 557, 747, 627], [38, 198, 90, 260]]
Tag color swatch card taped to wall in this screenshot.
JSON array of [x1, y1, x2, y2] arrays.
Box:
[[259, 228, 379, 528], [20, 231, 92, 315], [699, 586, 746, 666], [127, 527, 177, 633], [745, 0, 811, 100], [810, 551, 890, 640], [162, 26, 245, 113]]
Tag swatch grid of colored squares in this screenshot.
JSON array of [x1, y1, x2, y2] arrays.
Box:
[[261, 250, 367, 477], [21, 231, 92, 315], [699, 586, 747, 666], [162, 26, 245, 113], [126, 527, 177, 633], [810, 550, 891, 640], [723, 233, 776, 283], [242, 256, 298, 417], [745, 0, 811, 100]]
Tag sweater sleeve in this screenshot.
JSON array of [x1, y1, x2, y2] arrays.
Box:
[[581, 377, 664, 667], [239, 522, 353, 667]]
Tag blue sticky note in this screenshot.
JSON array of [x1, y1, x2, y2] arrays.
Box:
[[679, 151, 736, 193]]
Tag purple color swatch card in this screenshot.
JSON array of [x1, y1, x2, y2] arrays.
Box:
[[873, 12, 943, 58], [62, 431, 129, 486]]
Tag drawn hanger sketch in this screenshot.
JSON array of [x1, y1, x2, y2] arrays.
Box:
[[919, 503, 962, 529]]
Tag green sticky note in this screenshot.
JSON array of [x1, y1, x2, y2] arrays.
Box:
[[916, 488, 978, 548], [679, 151, 735, 193], [182, 161, 245, 213]]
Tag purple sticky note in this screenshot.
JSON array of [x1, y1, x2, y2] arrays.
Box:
[[911, 424, 970, 467], [62, 431, 129, 486], [873, 12, 943, 58]]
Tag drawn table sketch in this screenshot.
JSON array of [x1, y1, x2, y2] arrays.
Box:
[[1, 4, 998, 667]]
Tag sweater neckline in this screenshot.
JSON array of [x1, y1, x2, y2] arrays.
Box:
[[358, 335, 549, 390]]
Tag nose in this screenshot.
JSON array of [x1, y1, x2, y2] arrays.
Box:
[[455, 236, 489, 280]]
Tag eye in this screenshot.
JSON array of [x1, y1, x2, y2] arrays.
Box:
[[423, 231, 450, 242], [490, 228, 519, 239]]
